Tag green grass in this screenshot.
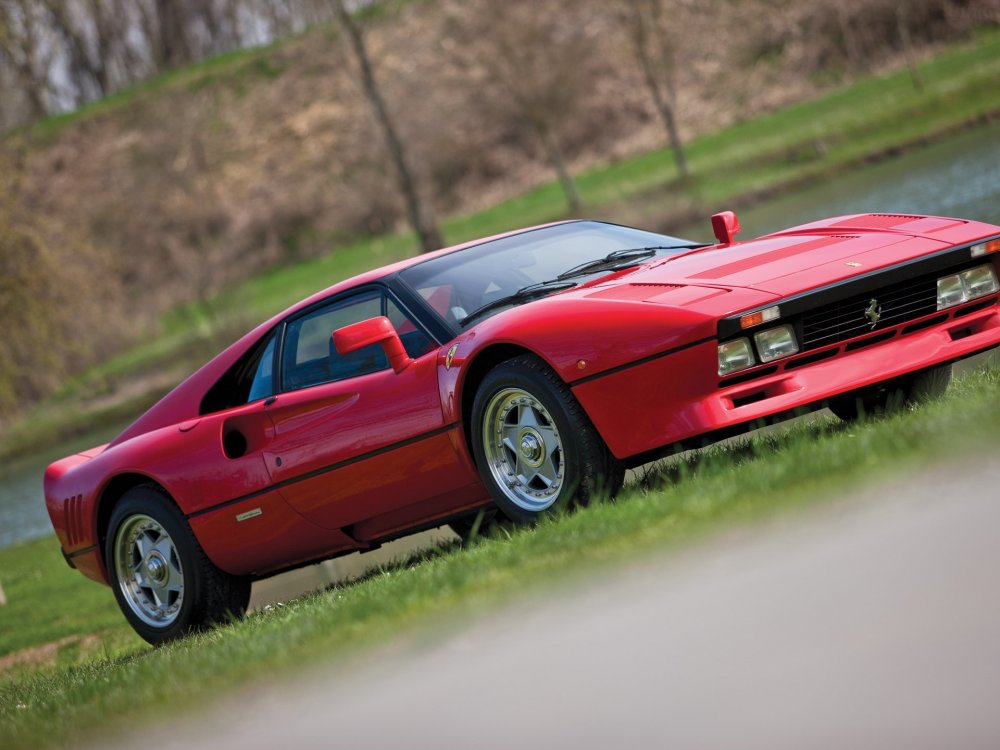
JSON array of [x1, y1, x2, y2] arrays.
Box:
[[0, 539, 139, 659], [2, 363, 999, 749], [3, 28, 999, 464]]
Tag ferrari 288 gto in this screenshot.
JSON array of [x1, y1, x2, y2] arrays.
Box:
[[45, 211, 1000, 642]]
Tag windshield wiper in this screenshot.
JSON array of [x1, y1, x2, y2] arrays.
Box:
[[555, 245, 699, 280], [459, 280, 578, 327]]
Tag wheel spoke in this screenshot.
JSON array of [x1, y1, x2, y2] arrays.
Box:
[[135, 532, 154, 559], [535, 425, 558, 450], [535, 455, 558, 488], [153, 535, 174, 560], [149, 585, 165, 609], [518, 403, 540, 429], [165, 561, 183, 594], [501, 424, 520, 453], [514, 453, 529, 483]]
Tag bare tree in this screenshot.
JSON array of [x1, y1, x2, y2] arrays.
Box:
[[622, 0, 690, 180], [332, 0, 444, 253], [448, 0, 592, 214], [894, 1, 925, 92], [0, 0, 52, 118], [153, 0, 193, 69]]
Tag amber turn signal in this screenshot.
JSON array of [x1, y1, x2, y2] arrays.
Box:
[[739, 305, 780, 329], [971, 239, 1000, 258]]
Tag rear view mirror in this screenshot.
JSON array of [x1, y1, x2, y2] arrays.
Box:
[[332, 316, 413, 374], [711, 211, 741, 245]]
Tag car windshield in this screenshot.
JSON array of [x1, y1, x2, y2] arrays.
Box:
[[398, 221, 699, 329]]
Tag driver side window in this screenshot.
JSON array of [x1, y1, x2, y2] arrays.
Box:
[[281, 291, 387, 391]]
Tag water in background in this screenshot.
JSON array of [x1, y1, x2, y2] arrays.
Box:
[[679, 124, 1000, 240], [2, 124, 999, 549]]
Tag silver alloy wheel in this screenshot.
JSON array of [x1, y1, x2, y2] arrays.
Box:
[[482, 387, 564, 512], [113, 513, 185, 628]]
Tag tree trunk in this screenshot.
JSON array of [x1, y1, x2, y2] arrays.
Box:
[[895, 2, 924, 93], [540, 124, 582, 215], [155, 0, 192, 70], [630, 1, 690, 180], [833, 1, 865, 74], [1, 0, 49, 117], [332, 0, 444, 253]]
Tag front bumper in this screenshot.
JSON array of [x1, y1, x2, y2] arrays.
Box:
[[572, 300, 1000, 460]]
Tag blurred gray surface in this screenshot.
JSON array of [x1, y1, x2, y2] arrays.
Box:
[[114, 459, 1000, 750]]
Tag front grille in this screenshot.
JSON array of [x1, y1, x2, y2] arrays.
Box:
[[800, 275, 938, 350]]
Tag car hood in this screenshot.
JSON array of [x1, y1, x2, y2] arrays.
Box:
[[621, 229, 950, 298]]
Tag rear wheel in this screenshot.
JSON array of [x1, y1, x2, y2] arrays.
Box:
[[471, 355, 623, 524], [105, 486, 251, 645], [828, 363, 952, 421]]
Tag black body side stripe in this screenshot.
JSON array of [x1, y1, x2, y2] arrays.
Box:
[[569, 336, 715, 387], [187, 422, 462, 519]]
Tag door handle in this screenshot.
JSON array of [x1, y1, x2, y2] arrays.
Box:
[[264, 396, 277, 407]]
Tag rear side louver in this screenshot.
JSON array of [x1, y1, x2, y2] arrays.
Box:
[[65, 495, 85, 546]]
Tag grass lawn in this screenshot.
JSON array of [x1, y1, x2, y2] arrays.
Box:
[[2, 362, 998, 749]]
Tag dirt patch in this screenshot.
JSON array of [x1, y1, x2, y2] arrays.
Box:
[[0, 633, 103, 675]]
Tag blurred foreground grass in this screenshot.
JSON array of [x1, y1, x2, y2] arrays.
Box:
[[2, 362, 999, 749], [2, 28, 999, 465]]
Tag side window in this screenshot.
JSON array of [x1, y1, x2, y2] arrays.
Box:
[[246, 336, 277, 403], [200, 330, 278, 414], [387, 298, 436, 358], [281, 291, 387, 391]]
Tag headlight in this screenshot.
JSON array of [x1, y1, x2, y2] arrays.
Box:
[[718, 338, 755, 376], [962, 265, 1000, 298], [754, 324, 800, 363], [937, 264, 999, 310]]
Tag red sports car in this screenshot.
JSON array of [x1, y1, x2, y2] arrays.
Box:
[[45, 212, 1000, 643]]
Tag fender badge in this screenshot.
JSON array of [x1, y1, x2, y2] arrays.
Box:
[[445, 344, 459, 369], [236, 508, 263, 522], [845, 261, 863, 267]]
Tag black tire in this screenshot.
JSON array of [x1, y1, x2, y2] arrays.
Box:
[[470, 354, 623, 524], [105, 485, 251, 645], [828, 363, 952, 422]]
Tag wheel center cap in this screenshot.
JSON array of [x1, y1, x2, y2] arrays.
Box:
[[518, 429, 545, 467], [145, 552, 168, 586]]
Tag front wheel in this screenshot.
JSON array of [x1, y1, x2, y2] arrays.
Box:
[[471, 355, 623, 524], [828, 363, 952, 421], [105, 486, 251, 645]]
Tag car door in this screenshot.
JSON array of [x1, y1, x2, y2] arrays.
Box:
[[261, 287, 477, 532]]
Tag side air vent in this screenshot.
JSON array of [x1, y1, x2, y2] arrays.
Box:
[[65, 495, 84, 546]]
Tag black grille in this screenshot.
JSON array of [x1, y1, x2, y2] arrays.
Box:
[[800, 275, 938, 350]]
